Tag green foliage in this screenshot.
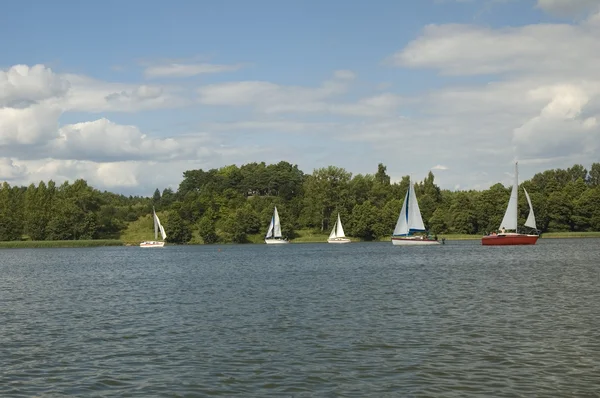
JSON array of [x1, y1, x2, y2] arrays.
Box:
[[198, 215, 219, 244], [165, 211, 192, 244], [2, 161, 600, 244]]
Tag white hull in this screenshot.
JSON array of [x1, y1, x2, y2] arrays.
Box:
[[328, 238, 351, 244], [391, 237, 440, 246], [265, 238, 289, 245], [140, 241, 165, 248]]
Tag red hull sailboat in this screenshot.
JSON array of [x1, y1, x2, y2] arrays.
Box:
[[482, 162, 539, 246], [481, 233, 539, 246]]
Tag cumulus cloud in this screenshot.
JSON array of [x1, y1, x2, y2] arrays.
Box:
[[380, 8, 600, 187], [50, 118, 184, 162], [0, 64, 69, 108], [144, 62, 244, 78], [0, 105, 61, 146]]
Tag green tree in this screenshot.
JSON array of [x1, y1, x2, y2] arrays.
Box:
[[165, 211, 191, 243]]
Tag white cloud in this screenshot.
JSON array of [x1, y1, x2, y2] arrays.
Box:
[[197, 71, 403, 117], [0, 158, 26, 181], [50, 118, 184, 162], [61, 74, 187, 113], [0, 64, 69, 107], [378, 9, 600, 187], [536, 0, 600, 17], [0, 104, 61, 145], [432, 165, 448, 170], [144, 62, 244, 78], [390, 14, 600, 77]]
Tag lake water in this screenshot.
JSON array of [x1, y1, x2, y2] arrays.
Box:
[[1, 239, 599, 397]]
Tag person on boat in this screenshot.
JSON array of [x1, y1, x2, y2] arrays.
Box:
[[500, 227, 505, 234]]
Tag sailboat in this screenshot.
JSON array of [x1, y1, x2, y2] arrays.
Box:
[[482, 162, 539, 246], [265, 206, 289, 244], [392, 178, 440, 246], [140, 207, 167, 247], [327, 213, 351, 244]]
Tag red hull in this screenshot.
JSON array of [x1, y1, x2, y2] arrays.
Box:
[[481, 234, 539, 246]]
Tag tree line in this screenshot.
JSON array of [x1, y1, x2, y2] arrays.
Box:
[[0, 161, 599, 243]]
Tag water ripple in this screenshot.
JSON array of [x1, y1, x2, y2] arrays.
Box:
[[1, 239, 600, 396]]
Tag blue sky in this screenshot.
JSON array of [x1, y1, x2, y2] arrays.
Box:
[[1, 0, 599, 194]]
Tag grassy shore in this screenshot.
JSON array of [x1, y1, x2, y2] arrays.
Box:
[[0, 239, 123, 249], [539, 231, 600, 239], [2, 231, 599, 248]]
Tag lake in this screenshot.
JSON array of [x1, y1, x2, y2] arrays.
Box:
[[1, 239, 599, 397]]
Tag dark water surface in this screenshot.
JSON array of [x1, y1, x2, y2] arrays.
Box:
[[1, 239, 599, 397]]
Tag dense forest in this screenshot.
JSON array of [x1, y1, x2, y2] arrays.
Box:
[[0, 162, 599, 243]]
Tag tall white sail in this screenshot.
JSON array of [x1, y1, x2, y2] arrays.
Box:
[[499, 163, 519, 231], [273, 207, 282, 238], [335, 213, 345, 238], [523, 188, 537, 230], [158, 222, 167, 240], [407, 182, 426, 231], [393, 180, 425, 236], [265, 216, 274, 238], [328, 221, 337, 239], [393, 189, 410, 236], [153, 208, 159, 240]]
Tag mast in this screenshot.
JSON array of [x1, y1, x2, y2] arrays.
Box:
[[514, 162, 519, 233], [153, 207, 158, 240]]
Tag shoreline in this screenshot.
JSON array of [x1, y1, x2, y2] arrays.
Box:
[[1, 232, 600, 249]]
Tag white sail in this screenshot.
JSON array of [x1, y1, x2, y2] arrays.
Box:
[[407, 182, 426, 231], [328, 222, 337, 239], [273, 207, 282, 238], [393, 189, 410, 235], [153, 208, 159, 240], [158, 223, 167, 240], [335, 213, 345, 238], [152, 209, 167, 240], [265, 216, 274, 238], [499, 163, 519, 231], [393, 180, 425, 236], [523, 187, 537, 230]]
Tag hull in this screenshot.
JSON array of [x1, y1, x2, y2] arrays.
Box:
[[481, 233, 539, 246], [265, 238, 289, 245], [391, 237, 441, 246], [328, 237, 351, 244], [140, 241, 165, 248]]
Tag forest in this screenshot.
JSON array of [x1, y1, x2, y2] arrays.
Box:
[[0, 161, 599, 244]]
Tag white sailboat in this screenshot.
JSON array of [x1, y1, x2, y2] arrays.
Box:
[[482, 162, 539, 245], [140, 207, 167, 247], [327, 213, 351, 244], [265, 206, 289, 244], [392, 178, 440, 246]]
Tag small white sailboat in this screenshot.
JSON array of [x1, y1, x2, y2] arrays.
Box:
[[327, 213, 351, 244], [482, 162, 539, 245], [392, 178, 440, 246], [265, 206, 289, 244], [140, 207, 167, 247]]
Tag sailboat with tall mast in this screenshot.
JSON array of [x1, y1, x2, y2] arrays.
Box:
[[265, 206, 289, 244], [140, 207, 167, 247], [327, 213, 351, 244], [392, 178, 440, 245], [482, 162, 539, 246]]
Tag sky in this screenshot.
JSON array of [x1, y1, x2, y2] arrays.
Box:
[[1, 0, 600, 195]]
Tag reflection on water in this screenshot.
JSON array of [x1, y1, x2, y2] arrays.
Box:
[[1, 239, 599, 397]]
